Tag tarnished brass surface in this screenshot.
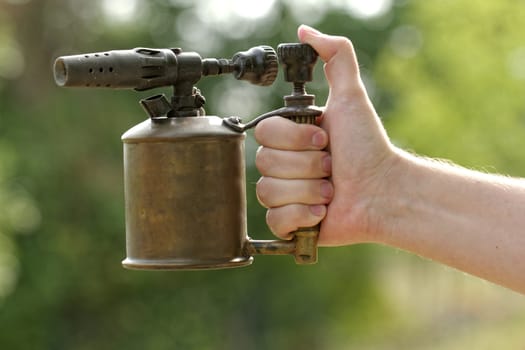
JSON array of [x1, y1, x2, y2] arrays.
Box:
[[292, 227, 319, 264], [122, 116, 252, 269], [246, 240, 296, 256]]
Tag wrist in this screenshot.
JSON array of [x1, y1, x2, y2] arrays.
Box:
[[366, 148, 420, 245]]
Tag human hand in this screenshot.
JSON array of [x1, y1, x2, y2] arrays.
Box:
[[255, 25, 399, 246]]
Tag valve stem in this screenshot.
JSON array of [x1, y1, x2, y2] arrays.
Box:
[[293, 81, 306, 96]]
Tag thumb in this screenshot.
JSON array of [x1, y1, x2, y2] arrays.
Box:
[[298, 25, 363, 98]]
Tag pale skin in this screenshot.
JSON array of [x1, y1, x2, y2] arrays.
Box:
[[255, 25, 525, 294]]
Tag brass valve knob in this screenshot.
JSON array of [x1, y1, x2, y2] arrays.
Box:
[[277, 43, 318, 83], [232, 45, 278, 86]]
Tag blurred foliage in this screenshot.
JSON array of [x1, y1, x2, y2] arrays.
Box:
[[0, 0, 524, 349], [376, 1, 525, 173]]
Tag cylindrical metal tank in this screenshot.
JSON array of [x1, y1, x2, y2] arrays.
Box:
[[121, 116, 252, 270]]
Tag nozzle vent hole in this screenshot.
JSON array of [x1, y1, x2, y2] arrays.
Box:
[[109, 67, 113, 72], [95, 54, 99, 57], [84, 55, 89, 58], [104, 53, 109, 56], [89, 68, 93, 73], [99, 67, 103, 73]]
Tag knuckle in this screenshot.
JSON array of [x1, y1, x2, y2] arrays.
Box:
[[255, 177, 272, 207], [265, 209, 287, 238], [255, 147, 272, 175], [254, 119, 270, 144], [266, 204, 322, 239], [254, 117, 289, 145], [330, 35, 355, 54], [339, 36, 354, 50]]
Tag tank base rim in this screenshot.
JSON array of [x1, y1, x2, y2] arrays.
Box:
[[122, 256, 253, 270]]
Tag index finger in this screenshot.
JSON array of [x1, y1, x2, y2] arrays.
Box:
[[254, 116, 328, 151]]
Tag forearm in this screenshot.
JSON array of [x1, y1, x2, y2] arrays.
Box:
[[376, 150, 525, 293]]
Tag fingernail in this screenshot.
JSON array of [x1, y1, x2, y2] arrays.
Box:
[[312, 130, 326, 148], [320, 181, 333, 199], [310, 204, 326, 217], [322, 154, 332, 173]]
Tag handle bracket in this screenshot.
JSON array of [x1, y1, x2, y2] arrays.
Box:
[[245, 229, 318, 264]]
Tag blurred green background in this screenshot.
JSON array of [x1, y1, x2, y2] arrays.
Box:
[[1, 0, 525, 349]]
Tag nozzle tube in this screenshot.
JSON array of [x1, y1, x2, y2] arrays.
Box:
[[53, 48, 179, 91], [202, 58, 234, 76]]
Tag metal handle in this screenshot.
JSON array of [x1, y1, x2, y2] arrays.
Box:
[[237, 112, 321, 264], [286, 113, 319, 264], [229, 43, 322, 265], [277, 43, 321, 264], [224, 110, 322, 264]]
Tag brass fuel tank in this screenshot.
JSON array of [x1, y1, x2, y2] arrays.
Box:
[[122, 116, 252, 269]]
